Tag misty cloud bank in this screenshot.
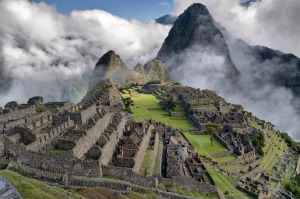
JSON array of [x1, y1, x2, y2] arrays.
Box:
[[1, 0, 299, 140], [167, 0, 300, 140], [0, 0, 170, 104], [173, 0, 300, 58]]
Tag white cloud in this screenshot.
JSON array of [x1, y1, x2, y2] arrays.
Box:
[[0, 0, 170, 104], [172, 0, 300, 57], [159, 2, 171, 7], [169, 0, 300, 140]]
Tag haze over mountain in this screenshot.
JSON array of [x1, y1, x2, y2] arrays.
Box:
[[157, 3, 300, 140], [0, 0, 300, 140]]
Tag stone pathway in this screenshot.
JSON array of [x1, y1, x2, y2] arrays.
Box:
[[0, 176, 22, 199]]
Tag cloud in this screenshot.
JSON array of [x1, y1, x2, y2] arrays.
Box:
[[0, 0, 170, 105], [159, 2, 170, 7], [172, 0, 300, 58], [167, 1, 300, 140]]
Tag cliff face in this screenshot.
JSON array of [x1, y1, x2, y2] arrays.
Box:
[[157, 3, 239, 79]]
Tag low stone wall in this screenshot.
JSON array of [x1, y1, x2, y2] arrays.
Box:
[[211, 150, 233, 158], [102, 165, 157, 188], [159, 176, 217, 194], [3, 137, 101, 177]]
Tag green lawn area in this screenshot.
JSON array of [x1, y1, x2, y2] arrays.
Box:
[[184, 133, 236, 162], [153, 138, 163, 176], [0, 170, 84, 199], [204, 164, 251, 199], [261, 130, 287, 171], [130, 94, 195, 130], [221, 163, 245, 171], [213, 156, 237, 164], [140, 149, 154, 175]]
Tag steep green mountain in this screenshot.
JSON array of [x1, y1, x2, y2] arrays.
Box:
[[90, 51, 170, 87], [157, 3, 239, 79]]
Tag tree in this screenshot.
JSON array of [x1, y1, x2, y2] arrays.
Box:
[[122, 97, 134, 113], [206, 122, 222, 146], [165, 99, 176, 111]]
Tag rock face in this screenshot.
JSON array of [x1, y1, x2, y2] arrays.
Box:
[[157, 3, 239, 78], [89, 50, 129, 89]]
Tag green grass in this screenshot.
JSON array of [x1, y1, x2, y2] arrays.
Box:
[[140, 149, 154, 175], [204, 165, 250, 198], [0, 170, 84, 199], [130, 94, 195, 130], [261, 130, 287, 171], [221, 163, 245, 171], [184, 134, 236, 162], [213, 156, 237, 164], [153, 138, 163, 176]]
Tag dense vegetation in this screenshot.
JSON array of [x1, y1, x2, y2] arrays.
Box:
[[280, 132, 300, 154], [252, 130, 266, 156], [285, 175, 300, 197]]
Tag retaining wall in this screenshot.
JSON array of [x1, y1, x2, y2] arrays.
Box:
[[102, 165, 158, 188]]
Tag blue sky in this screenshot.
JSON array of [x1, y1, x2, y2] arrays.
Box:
[[29, 0, 174, 22]]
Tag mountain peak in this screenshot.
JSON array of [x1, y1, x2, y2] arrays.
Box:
[[185, 3, 210, 16], [95, 50, 125, 70], [157, 3, 239, 78], [89, 50, 128, 89]]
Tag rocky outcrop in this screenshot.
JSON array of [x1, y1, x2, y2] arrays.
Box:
[[27, 96, 43, 105], [132, 59, 170, 82], [89, 50, 129, 89], [14, 126, 36, 145], [157, 3, 239, 78], [81, 79, 122, 106], [133, 63, 145, 75], [4, 101, 18, 109], [144, 59, 170, 81]]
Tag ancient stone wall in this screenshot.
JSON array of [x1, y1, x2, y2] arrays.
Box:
[[132, 126, 152, 172], [4, 136, 101, 176], [159, 176, 217, 194], [100, 114, 126, 165], [214, 134, 233, 151], [102, 165, 157, 187], [0, 106, 36, 123], [210, 150, 233, 158], [26, 119, 75, 152], [67, 105, 97, 124], [72, 112, 111, 159], [149, 131, 159, 175]]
